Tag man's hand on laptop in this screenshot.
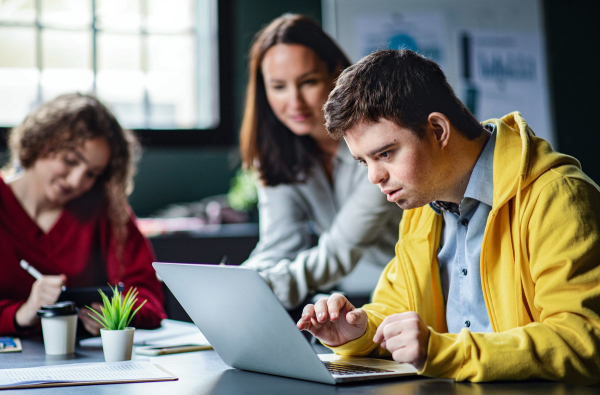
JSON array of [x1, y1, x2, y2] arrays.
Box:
[[373, 312, 430, 372], [296, 293, 367, 347]]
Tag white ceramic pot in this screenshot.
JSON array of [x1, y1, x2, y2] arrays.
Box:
[[100, 327, 135, 362]]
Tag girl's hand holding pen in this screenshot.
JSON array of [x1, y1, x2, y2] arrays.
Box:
[[20, 260, 66, 291], [16, 260, 67, 327], [15, 274, 67, 327]]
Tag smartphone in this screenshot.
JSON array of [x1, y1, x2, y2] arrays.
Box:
[[135, 344, 212, 356], [58, 284, 124, 308]]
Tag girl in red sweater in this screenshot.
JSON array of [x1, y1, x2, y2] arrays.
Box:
[[0, 93, 166, 336]]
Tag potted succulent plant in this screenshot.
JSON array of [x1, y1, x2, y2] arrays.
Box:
[[87, 285, 147, 362]]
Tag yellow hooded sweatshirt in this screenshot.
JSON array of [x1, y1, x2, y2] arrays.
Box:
[[330, 112, 600, 384]]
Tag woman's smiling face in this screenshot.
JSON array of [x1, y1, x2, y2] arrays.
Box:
[[261, 43, 335, 142], [32, 137, 111, 207]]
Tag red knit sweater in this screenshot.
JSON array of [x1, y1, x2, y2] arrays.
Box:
[[0, 177, 166, 336]]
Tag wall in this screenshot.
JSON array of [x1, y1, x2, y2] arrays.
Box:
[[131, 0, 600, 217], [544, 1, 600, 184], [128, 147, 237, 216], [2, 0, 598, 217], [0, 0, 323, 218]]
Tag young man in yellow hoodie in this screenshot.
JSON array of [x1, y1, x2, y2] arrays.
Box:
[[297, 49, 600, 384]]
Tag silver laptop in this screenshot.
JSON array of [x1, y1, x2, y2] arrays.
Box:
[[153, 262, 417, 385]]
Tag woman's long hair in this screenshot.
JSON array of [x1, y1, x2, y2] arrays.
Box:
[[3, 93, 140, 259], [239, 14, 351, 186]]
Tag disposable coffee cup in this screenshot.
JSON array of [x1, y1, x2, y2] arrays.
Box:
[[37, 301, 78, 355]]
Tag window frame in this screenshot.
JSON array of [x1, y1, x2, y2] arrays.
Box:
[[0, 0, 235, 148]]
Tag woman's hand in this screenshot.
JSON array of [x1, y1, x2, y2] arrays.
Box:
[[79, 302, 105, 336], [15, 274, 67, 328]]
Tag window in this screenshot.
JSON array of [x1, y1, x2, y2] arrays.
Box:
[[0, 0, 230, 145]]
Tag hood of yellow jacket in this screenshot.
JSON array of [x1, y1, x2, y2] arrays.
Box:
[[483, 111, 582, 209]]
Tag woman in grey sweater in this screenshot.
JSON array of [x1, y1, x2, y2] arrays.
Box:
[[240, 14, 402, 309]]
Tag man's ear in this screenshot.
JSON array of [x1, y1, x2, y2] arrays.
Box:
[[427, 112, 451, 148]]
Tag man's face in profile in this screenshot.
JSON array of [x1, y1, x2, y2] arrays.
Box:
[[344, 118, 446, 210]]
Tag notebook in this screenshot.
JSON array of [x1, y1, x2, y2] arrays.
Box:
[[0, 361, 176, 390], [153, 262, 417, 385]]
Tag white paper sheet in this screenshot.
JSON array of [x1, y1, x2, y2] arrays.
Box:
[[0, 361, 172, 387]]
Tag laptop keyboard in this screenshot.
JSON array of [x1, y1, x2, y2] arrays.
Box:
[[323, 361, 394, 376]]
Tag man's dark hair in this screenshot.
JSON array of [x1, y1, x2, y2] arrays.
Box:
[[324, 49, 483, 140]]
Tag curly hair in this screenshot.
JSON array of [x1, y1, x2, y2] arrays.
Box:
[[3, 93, 140, 257]]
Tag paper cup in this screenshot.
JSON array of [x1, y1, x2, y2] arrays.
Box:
[[39, 314, 78, 355], [37, 301, 78, 355]]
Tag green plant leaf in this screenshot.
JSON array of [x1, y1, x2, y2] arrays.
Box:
[[87, 312, 109, 330], [119, 299, 134, 329], [92, 284, 147, 330], [228, 168, 258, 212], [97, 288, 117, 328], [119, 288, 136, 330], [85, 304, 109, 330], [126, 299, 147, 328]]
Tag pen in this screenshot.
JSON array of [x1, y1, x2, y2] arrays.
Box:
[[219, 256, 229, 266], [20, 260, 66, 291]]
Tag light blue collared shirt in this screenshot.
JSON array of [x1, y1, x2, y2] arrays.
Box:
[[430, 125, 496, 334]]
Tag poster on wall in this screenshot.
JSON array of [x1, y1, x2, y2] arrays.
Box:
[[458, 29, 552, 143], [354, 12, 450, 72]]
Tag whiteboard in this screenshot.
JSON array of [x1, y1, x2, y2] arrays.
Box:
[[322, 0, 555, 147]]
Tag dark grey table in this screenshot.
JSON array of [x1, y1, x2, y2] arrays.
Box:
[[1, 337, 598, 394]]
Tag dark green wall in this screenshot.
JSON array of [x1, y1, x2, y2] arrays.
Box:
[[544, 0, 600, 184], [128, 147, 237, 216]]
